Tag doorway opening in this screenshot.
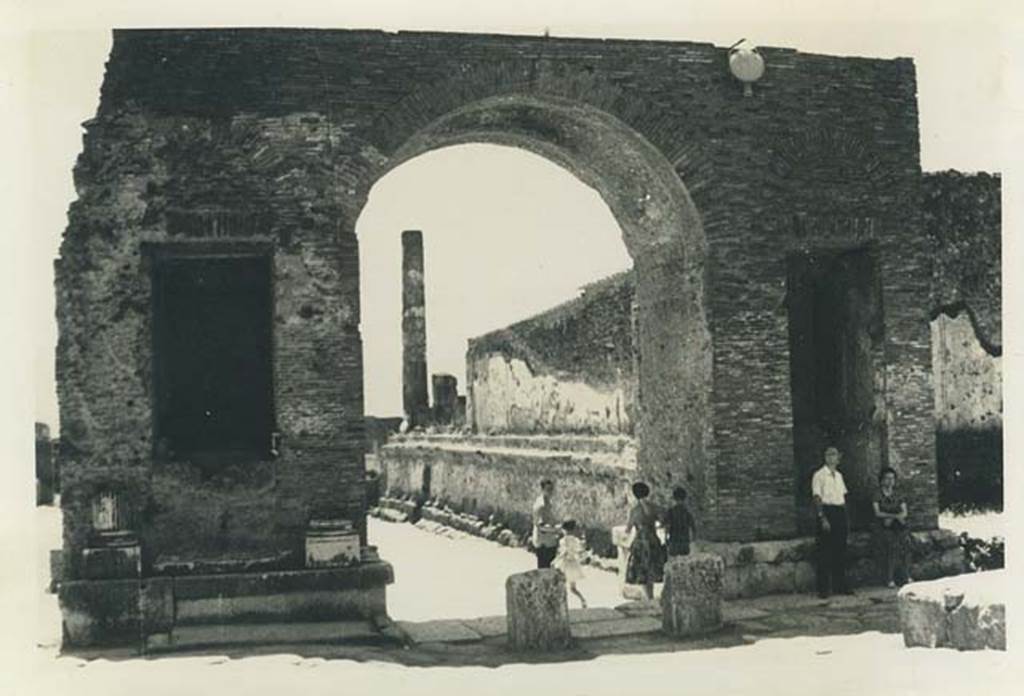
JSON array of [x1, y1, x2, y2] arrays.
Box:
[[787, 246, 885, 532], [151, 253, 275, 467]]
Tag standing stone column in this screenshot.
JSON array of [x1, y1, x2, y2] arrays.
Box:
[[661, 553, 724, 638], [402, 230, 429, 429], [506, 569, 571, 651]]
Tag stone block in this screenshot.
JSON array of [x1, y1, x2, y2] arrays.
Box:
[[506, 569, 571, 651], [81, 542, 141, 580], [661, 553, 724, 638], [59, 578, 141, 648], [912, 547, 966, 581], [305, 519, 361, 568], [793, 561, 817, 593], [397, 619, 483, 644], [140, 577, 175, 634], [570, 616, 661, 639], [171, 563, 393, 624], [898, 570, 1005, 650]]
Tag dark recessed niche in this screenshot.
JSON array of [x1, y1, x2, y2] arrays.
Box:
[[151, 254, 274, 464]]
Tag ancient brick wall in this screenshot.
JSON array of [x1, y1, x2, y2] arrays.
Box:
[[56, 110, 368, 576], [57, 29, 935, 560], [924, 172, 1002, 509], [466, 271, 637, 435]]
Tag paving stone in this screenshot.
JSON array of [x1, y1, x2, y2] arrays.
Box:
[[722, 605, 771, 622], [614, 600, 661, 617], [568, 607, 626, 623], [461, 615, 508, 638], [569, 616, 662, 640], [396, 620, 483, 644], [734, 619, 773, 633]]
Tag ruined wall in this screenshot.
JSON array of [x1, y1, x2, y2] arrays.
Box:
[[58, 29, 934, 552], [925, 172, 1002, 509], [467, 271, 636, 435], [378, 433, 637, 555], [56, 109, 367, 577]]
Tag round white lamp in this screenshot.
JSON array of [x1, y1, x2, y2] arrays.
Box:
[[729, 41, 765, 97]]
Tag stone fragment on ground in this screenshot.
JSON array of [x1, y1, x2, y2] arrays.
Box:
[[506, 570, 571, 651], [661, 553, 724, 638], [898, 570, 1005, 650]]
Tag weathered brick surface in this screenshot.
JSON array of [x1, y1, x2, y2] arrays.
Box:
[[57, 28, 943, 570], [924, 172, 1001, 347], [467, 271, 636, 435]]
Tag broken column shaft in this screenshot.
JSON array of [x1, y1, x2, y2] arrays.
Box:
[[402, 230, 429, 429]]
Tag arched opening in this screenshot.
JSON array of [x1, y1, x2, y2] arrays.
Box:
[[354, 96, 711, 617], [360, 95, 710, 501], [357, 143, 633, 426]]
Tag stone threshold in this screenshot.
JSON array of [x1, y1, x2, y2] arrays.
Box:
[[145, 620, 396, 653]]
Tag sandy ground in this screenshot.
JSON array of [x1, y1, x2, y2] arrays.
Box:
[[7, 504, 1016, 696], [373, 517, 625, 621]]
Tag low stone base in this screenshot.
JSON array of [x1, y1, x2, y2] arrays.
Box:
[[898, 570, 1006, 650], [695, 529, 965, 599], [59, 561, 394, 649]]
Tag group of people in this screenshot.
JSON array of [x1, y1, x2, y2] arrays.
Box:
[[813, 446, 912, 597], [531, 478, 698, 605], [531, 445, 914, 606]]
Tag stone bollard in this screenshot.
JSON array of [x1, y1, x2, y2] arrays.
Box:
[[661, 552, 724, 638], [506, 569, 571, 651]]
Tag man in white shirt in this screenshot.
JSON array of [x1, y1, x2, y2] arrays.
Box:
[[811, 446, 853, 598], [532, 479, 561, 568]]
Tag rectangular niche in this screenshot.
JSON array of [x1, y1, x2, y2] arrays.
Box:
[[149, 245, 275, 464]]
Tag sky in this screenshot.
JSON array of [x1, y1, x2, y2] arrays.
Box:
[[1, 0, 1020, 429]]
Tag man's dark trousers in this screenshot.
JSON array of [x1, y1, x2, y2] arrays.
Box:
[[536, 545, 557, 569], [816, 504, 850, 595]]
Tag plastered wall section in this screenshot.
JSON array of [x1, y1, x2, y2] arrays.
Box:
[[466, 271, 637, 435]]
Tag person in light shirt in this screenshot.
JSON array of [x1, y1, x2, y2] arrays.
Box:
[[532, 479, 561, 569], [811, 446, 853, 598]]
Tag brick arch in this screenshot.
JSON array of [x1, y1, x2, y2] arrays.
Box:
[[355, 92, 713, 507], [368, 57, 694, 166]]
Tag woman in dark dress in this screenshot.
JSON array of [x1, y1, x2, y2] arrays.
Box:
[[664, 486, 697, 558], [624, 481, 665, 600], [872, 467, 913, 588]]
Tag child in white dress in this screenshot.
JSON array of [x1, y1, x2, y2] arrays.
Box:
[[553, 519, 587, 608]]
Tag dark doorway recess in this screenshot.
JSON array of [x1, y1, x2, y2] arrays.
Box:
[[152, 255, 274, 464], [787, 246, 885, 533]]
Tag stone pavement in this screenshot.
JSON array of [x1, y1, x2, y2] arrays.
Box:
[[393, 585, 901, 653], [67, 586, 902, 667]]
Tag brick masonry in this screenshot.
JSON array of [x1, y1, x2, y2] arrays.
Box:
[[57, 28, 948, 577]]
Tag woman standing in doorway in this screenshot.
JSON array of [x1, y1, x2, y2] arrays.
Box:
[[624, 481, 666, 600], [872, 467, 913, 588]]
